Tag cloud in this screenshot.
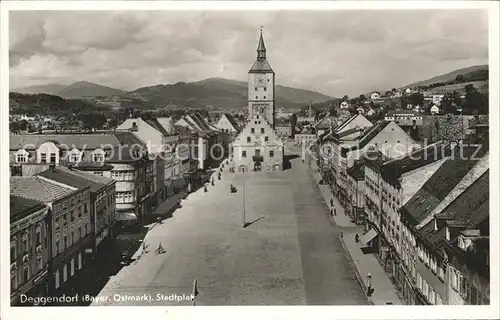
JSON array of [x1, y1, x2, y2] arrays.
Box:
[[9, 9, 488, 96]]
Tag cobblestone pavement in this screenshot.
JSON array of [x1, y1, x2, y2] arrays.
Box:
[[92, 148, 367, 306]]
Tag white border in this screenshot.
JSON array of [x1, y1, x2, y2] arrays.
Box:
[[1, 1, 499, 320]]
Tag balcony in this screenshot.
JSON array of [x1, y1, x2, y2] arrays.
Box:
[[252, 155, 264, 162]]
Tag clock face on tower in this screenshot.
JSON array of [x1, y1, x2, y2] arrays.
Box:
[[255, 75, 266, 87]]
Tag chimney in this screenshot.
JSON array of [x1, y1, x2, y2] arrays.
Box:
[[130, 121, 138, 132]]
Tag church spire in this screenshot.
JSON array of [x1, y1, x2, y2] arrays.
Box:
[[257, 27, 266, 60]]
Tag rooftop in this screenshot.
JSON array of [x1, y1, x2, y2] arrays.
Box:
[[10, 176, 75, 203], [10, 134, 121, 151], [10, 195, 47, 223], [39, 167, 113, 193]]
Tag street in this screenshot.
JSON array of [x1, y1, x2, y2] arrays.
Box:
[[92, 146, 367, 306]]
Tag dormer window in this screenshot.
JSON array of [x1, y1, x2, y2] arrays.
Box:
[[92, 149, 105, 162], [16, 149, 29, 163]]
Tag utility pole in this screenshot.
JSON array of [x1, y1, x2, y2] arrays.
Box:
[[242, 182, 246, 227]]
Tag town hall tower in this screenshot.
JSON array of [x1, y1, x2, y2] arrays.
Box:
[[248, 29, 275, 129]]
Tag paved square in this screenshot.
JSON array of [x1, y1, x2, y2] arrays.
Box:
[[93, 152, 367, 306]]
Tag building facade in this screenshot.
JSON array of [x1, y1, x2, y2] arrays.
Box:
[[10, 196, 50, 305]]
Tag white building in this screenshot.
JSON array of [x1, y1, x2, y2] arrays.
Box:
[[231, 114, 284, 172], [370, 92, 381, 100], [430, 104, 440, 115], [215, 113, 240, 134]]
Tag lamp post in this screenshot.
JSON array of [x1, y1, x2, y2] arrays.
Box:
[[242, 182, 246, 227]]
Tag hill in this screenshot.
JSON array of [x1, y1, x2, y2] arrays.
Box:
[[12, 81, 127, 99], [14, 83, 68, 95], [9, 92, 111, 117], [405, 65, 488, 88], [56, 81, 127, 98], [130, 78, 333, 109]]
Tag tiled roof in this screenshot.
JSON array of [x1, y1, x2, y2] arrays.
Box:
[[380, 141, 452, 188], [400, 142, 487, 224], [248, 59, 274, 73], [386, 110, 420, 117], [347, 162, 365, 180], [144, 118, 170, 136], [10, 176, 75, 203], [418, 221, 447, 256], [10, 134, 120, 150], [335, 114, 358, 133], [316, 116, 337, 130], [441, 170, 489, 229], [10, 195, 47, 223], [223, 113, 239, 129], [38, 167, 110, 193], [113, 131, 146, 147]]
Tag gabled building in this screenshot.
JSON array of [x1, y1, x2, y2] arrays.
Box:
[[216, 113, 240, 134], [231, 114, 284, 172]]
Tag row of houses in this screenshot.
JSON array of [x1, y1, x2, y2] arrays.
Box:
[[316, 112, 490, 305], [10, 112, 230, 305], [10, 166, 116, 305]]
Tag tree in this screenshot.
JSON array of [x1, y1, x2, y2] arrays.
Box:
[[79, 113, 107, 130], [342, 95, 349, 101], [19, 120, 28, 131], [359, 94, 366, 102], [329, 108, 338, 116], [385, 91, 392, 97], [455, 74, 465, 83], [409, 92, 424, 107]]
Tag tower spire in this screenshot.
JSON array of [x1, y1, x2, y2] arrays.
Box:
[[257, 26, 266, 60]]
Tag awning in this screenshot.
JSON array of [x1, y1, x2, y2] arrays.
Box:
[[117, 212, 138, 221], [360, 228, 378, 246]]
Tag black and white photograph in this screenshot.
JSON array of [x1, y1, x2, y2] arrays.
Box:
[[1, 1, 499, 319]]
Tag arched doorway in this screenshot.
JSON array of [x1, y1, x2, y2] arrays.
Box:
[[254, 162, 262, 172]]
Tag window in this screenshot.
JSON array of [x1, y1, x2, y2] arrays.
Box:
[[70, 151, 80, 162], [422, 280, 429, 297], [431, 257, 437, 273], [242, 151, 247, 158], [436, 294, 443, 305], [16, 153, 28, 163], [261, 128, 265, 134], [78, 253, 82, 270], [251, 128, 255, 134], [71, 258, 75, 276], [84, 203, 88, 214], [263, 87, 267, 91], [11, 272, 17, 291], [11, 242, 16, 263], [263, 96, 266, 99], [255, 96, 258, 99], [55, 269, 60, 289], [255, 87, 258, 91], [429, 287, 435, 304], [417, 273, 422, 290], [24, 266, 30, 282], [270, 150, 274, 157], [36, 226, 42, 246], [23, 232, 29, 254], [438, 265, 444, 280], [265, 136, 269, 142], [55, 239, 60, 255], [247, 137, 251, 143], [40, 153, 47, 163], [78, 206, 82, 217], [93, 152, 104, 162], [94, 171, 104, 176], [37, 256, 43, 271], [71, 210, 75, 222], [64, 235, 68, 249], [50, 153, 56, 163], [63, 264, 68, 282]]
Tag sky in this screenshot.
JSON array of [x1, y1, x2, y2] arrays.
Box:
[[9, 10, 488, 97]]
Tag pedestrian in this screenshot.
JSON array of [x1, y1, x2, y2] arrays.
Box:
[[355, 233, 359, 243], [367, 273, 373, 296], [334, 208, 337, 216], [330, 198, 334, 206], [330, 208, 333, 216]]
